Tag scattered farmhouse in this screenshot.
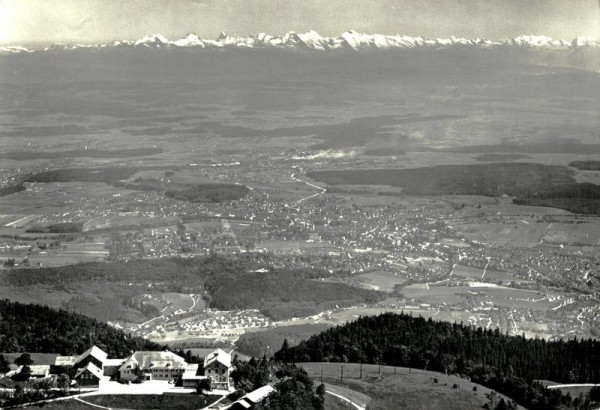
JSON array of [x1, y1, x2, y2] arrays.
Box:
[[55, 345, 109, 387]]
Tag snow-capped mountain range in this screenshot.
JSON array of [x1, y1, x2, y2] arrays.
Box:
[[1, 31, 599, 54]]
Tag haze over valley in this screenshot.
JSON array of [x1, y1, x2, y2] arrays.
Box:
[[1, 19, 600, 409]]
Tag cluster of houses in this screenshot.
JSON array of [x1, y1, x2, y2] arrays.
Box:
[[4, 346, 283, 409], [13, 346, 233, 391]]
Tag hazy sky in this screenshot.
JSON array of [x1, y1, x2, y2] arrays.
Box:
[[1, 0, 599, 46]]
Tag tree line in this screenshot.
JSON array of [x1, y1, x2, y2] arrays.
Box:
[[275, 312, 600, 409], [0, 299, 162, 357]]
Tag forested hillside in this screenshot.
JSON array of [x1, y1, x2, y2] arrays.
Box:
[[0, 299, 162, 357], [276, 313, 600, 409], [309, 163, 600, 214], [1, 255, 383, 321]]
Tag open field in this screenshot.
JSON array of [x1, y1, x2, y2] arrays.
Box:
[[451, 264, 518, 282], [454, 219, 551, 247], [544, 220, 600, 246], [23, 398, 98, 409], [83, 393, 219, 410], [401, 283, 557, 310], [0, 182, 130, 215], [355, 270, 408, 292], [299, 362, 523, 410], [0, 147, 163, 160], [324, 383, 372, 410], [318, 307, 471, 330], [255, 240, 340, 254]]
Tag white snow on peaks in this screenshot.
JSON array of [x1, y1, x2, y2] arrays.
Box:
[[2, 31, 599, 54], [572, 37, 600, 47], [173, 33, 205, 47], [134, 33, 169, 46], [511, 35, 571, 48], [0, 45, 33, 54]]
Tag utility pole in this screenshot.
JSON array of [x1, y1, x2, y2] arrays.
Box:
[[341, 365, 344, 381], [320, 369, 323, 384], [359, 363, 362, 379]]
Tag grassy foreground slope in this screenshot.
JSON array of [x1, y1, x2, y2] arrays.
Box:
[[301, 362, 523, 410], [276, 313, 600, 409]]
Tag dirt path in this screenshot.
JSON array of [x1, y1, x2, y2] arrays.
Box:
[[324, 383, 371, 410], [75, 396, 111, 409], [326, 390, 365, 410]]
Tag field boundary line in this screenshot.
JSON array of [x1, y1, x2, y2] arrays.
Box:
[[75, 396, 112, 409]]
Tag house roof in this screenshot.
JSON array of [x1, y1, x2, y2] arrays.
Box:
[[182, 364, 207, 381], [203, 349, 231, 369], [243, 385, 275, 404], [55, 356, 78, 366], [25, 365, 50, 377], [74, 345, 108, 366], [118, 355, 138, 372], [74, 362, 103, 380], [231, 385, 275, 408], [104, 358, 125, 367], [119, 351, 187, 371]]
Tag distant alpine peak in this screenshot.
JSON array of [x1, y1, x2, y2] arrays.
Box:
[[134, 33, 170, 46], [0, 45, 34, 54], [2, 31, 599, 54]]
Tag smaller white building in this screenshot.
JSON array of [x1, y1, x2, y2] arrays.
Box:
[[230, 385, 275, 409]]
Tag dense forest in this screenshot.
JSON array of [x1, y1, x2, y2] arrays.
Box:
[[309, 163, 600, 214], [236, 324, 332, 358], [309, 163, 576, 197], [0, 183, 26, 197], [569, 161, 600, 171], [0, 257, 205, 288], [275, 313, 600, 409], [165, 183, 250, 203], [26, 222, 84, 234], [206, 268, 383, 321], [514, 182, 600, 214], [447, 142, 600, 155], [0, 299, 162, 356]]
